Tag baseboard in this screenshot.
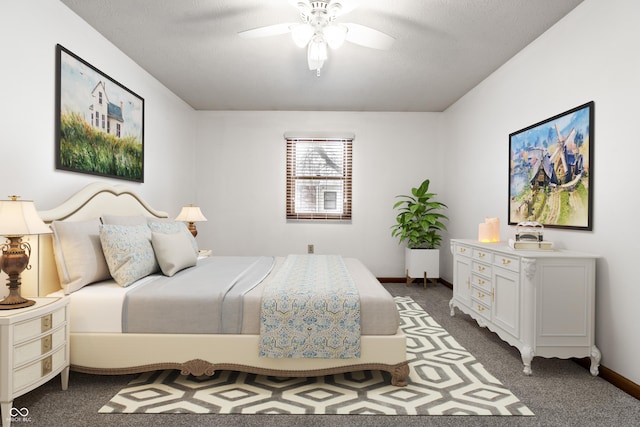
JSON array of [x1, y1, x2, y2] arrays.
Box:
[[377, 276, 639, 402], [573, 358, 640, 400]]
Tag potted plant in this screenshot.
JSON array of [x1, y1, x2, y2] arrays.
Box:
[[391, 179, 448, 285]]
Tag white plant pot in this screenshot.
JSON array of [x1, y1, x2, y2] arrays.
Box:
[[405, 247, 440, 279]]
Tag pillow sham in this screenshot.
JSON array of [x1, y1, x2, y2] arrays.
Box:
[[147, 219, 198, 256], [151, 231, 198, 276], [99, 224, 159, 287], [51, 219, 111, 295]]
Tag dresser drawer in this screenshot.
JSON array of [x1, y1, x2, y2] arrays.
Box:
[[472, 286, 493, 306], [471, 298, 491, 321], [472, 260, 492, 277], [13, 307, 66, 343], [454, 243, 471, 258], [471, 273, 491, 291], [494, 253, 520, 273], [473, 248, 492, 263], [13, 345, 67, 393], [14, 326, 66, 367]]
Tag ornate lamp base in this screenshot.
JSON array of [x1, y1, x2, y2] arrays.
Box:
[[1, 236, 36, 310], [0, 296, 35, 309]]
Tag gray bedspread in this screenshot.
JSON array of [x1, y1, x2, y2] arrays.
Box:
[[123, 256, 275, 334]]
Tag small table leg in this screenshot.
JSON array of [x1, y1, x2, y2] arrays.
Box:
[[2, 401, 12, 427]]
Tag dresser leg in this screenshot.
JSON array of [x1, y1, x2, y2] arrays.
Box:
[[61, 366, 70, 390], [590, 346, 601, 376], [521, 346, 534, 375]]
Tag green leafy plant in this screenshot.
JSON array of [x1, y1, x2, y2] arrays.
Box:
[[391, 179, 448, 249]]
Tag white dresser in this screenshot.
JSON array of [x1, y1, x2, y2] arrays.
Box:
[[1, 298, 69, 427], [449, 239, 600, 376]]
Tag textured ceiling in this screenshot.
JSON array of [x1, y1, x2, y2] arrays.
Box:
[[60, 0, 583, 112]]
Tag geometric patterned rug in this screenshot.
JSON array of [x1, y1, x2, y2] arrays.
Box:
[[99, 297, 533, 416]]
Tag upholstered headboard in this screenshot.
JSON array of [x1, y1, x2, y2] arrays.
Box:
[[34, 182, 169, 297]]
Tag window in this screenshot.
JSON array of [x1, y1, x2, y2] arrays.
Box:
[[286, 134, 353, 221]]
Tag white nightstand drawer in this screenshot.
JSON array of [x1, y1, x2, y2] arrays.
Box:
[[13, 345, 67, 393], [13, 306, 66, 343], [14, 326, 66, 367]]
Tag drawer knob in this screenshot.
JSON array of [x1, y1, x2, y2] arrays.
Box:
[[477, 291, 485, 299], [460, 248, 466, 253], [41, 314, 52, 332], [477, 305, 485, 312], [502, 259, 511, 266], [42, 335, 52, 353], [479, 252, 486, 258], [42, 355, 52, 376], [478, 266, 485, 272]]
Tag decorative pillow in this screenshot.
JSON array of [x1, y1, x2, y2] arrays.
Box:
[[99, 224, 159, 287], [151, 231, 198, 276], [101, 215, 147, 226], [148, 219, 198, 256], [51, 219, 111, 295]]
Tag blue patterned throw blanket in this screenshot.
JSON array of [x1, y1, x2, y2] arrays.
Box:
[[259, 255, 361, 359]]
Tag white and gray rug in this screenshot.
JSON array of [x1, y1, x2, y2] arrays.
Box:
[[99, 297, 533, 416]]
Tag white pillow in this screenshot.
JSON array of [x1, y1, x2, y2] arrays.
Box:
[[151, 231, 198, 276], [99, 224, 159, 287], [51, 219, 111, 295], [148, 219, 198, 256]]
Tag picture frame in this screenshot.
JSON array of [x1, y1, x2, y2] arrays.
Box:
[[55, 44, 144, 182], [508, 101, 594, 230]]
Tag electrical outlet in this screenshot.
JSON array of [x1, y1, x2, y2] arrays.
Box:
[[307, 244, 314, 254]]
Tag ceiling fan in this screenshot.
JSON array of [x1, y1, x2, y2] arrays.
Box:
[[238, 0, 395, 76]]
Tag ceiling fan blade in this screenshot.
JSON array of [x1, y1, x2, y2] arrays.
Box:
[[238, 23, 294, 39], [344, 23, 394, 50], [331, 0, 362, 17]]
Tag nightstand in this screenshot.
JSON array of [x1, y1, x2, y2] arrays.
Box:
[[0, 298, 70, 427]]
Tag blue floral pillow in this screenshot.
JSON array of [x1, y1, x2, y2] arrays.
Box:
[[99, 224, 159, 287]]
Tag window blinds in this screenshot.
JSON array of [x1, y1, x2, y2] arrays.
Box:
[[286, 136, 353, 221]]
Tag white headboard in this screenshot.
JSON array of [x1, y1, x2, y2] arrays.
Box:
[[34, 182, 169, 297]]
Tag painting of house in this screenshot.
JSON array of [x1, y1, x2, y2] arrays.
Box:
[[89, 81, 124, 138]]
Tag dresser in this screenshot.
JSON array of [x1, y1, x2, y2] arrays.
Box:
[[449, 239, 600, 376], [1, 298, 69, 427]]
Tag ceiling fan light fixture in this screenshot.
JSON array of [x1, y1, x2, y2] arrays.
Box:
[[291, 23, 314, 47], [323, 23, 347, 49], [307, 39, 327, 75]]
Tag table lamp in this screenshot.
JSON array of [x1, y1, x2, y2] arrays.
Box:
[[0, 196, 52, 309], [175, 204, 207, 237]]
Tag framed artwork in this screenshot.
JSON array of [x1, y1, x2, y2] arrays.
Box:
[[55, 44, 144, 182], [508, 101, 594, 230]]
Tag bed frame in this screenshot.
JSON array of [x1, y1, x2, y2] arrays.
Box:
[[35, 182, 409, 386]]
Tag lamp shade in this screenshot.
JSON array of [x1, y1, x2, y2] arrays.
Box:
[[175, 205, 207, 223], [0, 198, 51, 236]]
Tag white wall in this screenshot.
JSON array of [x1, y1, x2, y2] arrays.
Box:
[[193, 111, 445, 277], [442, 0, 640, 385], [0, 0, 197, 214]]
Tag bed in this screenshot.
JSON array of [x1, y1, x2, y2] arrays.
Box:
[[35, 182, 409, 386]]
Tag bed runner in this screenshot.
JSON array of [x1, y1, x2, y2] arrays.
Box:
[[259, 254, 361, 359]]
